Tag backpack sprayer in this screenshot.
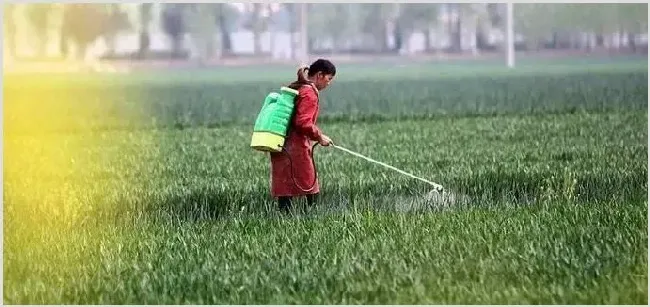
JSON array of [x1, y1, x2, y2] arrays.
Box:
[[250, 86, 299, 153], [249, 86, 318, 192], [250, 86, 445, 195]]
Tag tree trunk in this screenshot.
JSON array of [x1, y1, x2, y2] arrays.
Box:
[[332, 36, 340, 54], [253, 32, 261, 55], [213, 24, 222, 60], [299, 3, 308, 61], [59, 24, 68, 58], [571, 32, 579, 50], [104, 4, 121, 57], [5, 4, 17, 59], [614, 31, 621, 50], [379, 21, 389, 52], [105, 34, 117, 57], [393, 20, 402, 53], [287, 4, 296, 60], [471, 15, 479, 56], [585, 33, 592, 52], [424, 27, 431, 53], [138, 31, 150, 58], [450, 4, 462, 53], [78, 43, 87, 61], [221, 31, 231, 55], [454, 17, 462, 52], [446, 5, 453, 52], [28, 4, 51, 58], [138, 3, 152, 58], [270, 30, 276, 58], [596, 33, 604, 48], [207, 34, 217, 60], [252, 3, 262, 55], [628, 32, 636, 52], [172, 36, 183, 57], [36, 30, 47, 58], [308, 38, 315, 55], [218, 11, 231, 55], [290, 31, 296, 60]]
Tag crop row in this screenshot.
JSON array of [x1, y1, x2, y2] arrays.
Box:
[[5, 198, 647, 304], [4, 111, 646, 230], [4, 109, 648, 303], [4, 70, 647, 134]]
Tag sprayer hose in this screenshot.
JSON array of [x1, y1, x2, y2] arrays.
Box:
[[282, 142, 320, 193], [282, 142, 444, 193]]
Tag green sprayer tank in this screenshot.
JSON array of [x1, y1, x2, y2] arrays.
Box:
[[250, 86, 299, 152]]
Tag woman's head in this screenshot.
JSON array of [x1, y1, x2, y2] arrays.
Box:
[[290, 59, 336, 91], [307, 59, 336, 90]]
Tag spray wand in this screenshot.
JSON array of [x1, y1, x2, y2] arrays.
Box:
[[285, 143, 444, 193], [331, 144, 444, 192]]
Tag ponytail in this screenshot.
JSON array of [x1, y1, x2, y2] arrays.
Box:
[[287, 66, 313, 90]]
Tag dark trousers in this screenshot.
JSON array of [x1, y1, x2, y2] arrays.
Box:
[[278, 194, 318, 213]]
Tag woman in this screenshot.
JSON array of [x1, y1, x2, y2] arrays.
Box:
[[270, 59, 336, 213]]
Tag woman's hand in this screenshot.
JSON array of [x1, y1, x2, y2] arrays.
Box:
[[319, 134, 333, 146]]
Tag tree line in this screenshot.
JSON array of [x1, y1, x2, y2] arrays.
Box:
[[4, 3, 647, 61]]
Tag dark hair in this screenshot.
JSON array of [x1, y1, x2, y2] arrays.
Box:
[[287, 58, 336, 90], [307, 58, 336, 77]]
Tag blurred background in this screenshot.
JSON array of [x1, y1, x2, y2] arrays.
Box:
[[3, 3, 648, 72]]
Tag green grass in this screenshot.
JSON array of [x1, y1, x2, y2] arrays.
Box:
[[4, 58, 647, 134], [6, 201, 646, 304], [3, 57, 648, 304]]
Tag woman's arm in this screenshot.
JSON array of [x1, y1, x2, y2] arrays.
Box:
[[292, 87, 322, 142]]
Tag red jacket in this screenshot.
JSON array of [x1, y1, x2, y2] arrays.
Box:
[[269, 84, 322, 197]]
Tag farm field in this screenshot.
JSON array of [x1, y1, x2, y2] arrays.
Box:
[[3, 56, 648, 304]]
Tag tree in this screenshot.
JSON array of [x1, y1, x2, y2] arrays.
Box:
[[398, 3, 438, 53], [184, 4, 220, 63], [308, 4, 340, 52], [307, 4, 367, 53], [388, 3, 403, 53], [102, 4, 131, 56], [283, 3, 298, 59], [513, 4, 648, 52], [26, 3, 53, 57], [446, 3, 461, 52], [462, 3, 491, 55], [215, 4, 237, 56], [61, 4, 110, 60], [4, 4, 17, 59], [242, 3, 270, 55], [252, 3, 263, 55], [564, 4, 613, 50], [615, 3, 648, 52], [161, 4, 187, 57], [514, 3, 558, 50], [138, 3, 153, 58], [358, 3, 400, 53]]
